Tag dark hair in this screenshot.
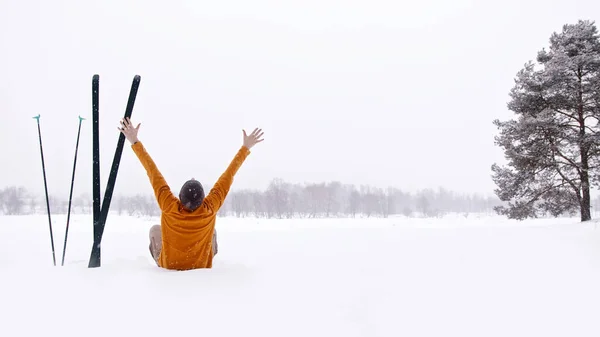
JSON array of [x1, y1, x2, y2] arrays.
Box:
[[179, 179, 205, 211]]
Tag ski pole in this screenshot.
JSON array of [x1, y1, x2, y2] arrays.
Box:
[[61, 115, 85, 266], [33, 114, 56, 266]]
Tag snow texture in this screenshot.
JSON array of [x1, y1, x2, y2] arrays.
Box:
[[1, 214, 600, 336]]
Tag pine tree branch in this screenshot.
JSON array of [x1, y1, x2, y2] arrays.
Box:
[[547, 134, 582, 172], [552, 108, 579, 122], [554, 160, 582, 197], [554, 159, 579, 168], [559, 122, 598, 134], [519, 180, 573, 205], [553, 148, 581, 172]]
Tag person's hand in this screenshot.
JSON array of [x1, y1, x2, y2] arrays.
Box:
[[243, 128, 264, 150], [118, 117, 141, 145]]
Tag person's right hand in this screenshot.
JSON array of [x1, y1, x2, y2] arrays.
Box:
[[118, 117, 141, 145], [243, 128, 264, 150]]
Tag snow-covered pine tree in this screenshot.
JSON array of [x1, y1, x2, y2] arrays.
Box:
[[492, 20, 600, 222]]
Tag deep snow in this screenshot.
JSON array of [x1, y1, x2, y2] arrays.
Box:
[[1, 213, 600, 336]]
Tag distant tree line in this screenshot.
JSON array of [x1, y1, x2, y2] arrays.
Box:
[[5, 180, 600, 219], [0, 180, 501, 218], [0, 186, 93, 215], [217, 179, 502, 219]]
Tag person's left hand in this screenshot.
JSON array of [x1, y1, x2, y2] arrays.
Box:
[[243, 128, 264, 150], [118, 117, 141, 144]]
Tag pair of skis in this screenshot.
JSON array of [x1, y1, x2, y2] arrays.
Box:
[[33, 115, 84, 267], [33, 75, 141, 268], [89, 74, 141, 268]]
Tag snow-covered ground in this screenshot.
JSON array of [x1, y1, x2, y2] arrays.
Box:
[[2, 213, 600, 336]]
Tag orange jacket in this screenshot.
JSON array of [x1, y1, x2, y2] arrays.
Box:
[[131, 141, 250, 270]]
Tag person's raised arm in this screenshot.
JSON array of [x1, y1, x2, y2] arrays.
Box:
[[119, 117, 178, 211], [203, 128, 264, 212]]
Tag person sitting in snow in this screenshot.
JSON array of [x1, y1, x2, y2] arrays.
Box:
[[118, 117, 264, 270]]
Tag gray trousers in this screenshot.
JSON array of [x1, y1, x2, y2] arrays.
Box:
[[149, 225, 218, 266]]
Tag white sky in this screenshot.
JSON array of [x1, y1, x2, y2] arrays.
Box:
[[1, 0, 598, 199]]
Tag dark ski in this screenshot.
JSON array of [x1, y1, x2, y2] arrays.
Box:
[[91, 74, 101, 266]]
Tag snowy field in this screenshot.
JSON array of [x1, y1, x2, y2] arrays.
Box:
[[2, 213, 600, 336]]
